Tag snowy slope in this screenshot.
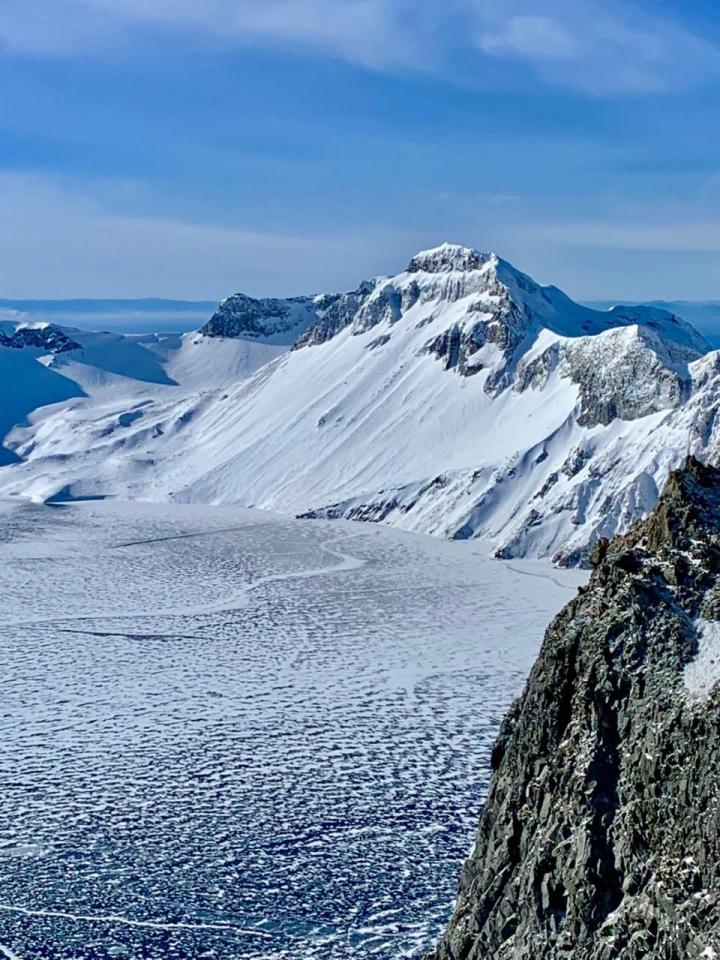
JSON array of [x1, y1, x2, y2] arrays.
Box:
[[0, 310, 301, 470], [0, 320, 301, 398], [0, 243, 717, 563]]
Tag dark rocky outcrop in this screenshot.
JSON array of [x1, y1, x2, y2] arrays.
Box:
[[200, 293, 316, 340], [0, 324, 80, 353], [427, 457, 720, 960], [293, 282, 377, 347], [408, 245, 490, 274]]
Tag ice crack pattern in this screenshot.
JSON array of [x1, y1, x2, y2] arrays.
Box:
[[0, 500, 584, 958]]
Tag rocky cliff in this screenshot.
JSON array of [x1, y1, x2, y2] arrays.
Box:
[[427, 456, 720, 959], [0, 323, 80, 353], [199, 293, 318, 342]]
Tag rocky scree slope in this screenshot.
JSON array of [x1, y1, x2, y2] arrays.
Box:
[[427, 456, 720, 960], [0, 243, 718, 564]]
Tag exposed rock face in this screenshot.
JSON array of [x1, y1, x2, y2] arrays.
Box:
[[428, 457, 720, 960], [294, 281, 379, 347], [563, 327, 696, 427], [0, 324, 80, 353], [199, 293, 318, 341], [408, 244, 490, 274], [298, 244, 705, 399]]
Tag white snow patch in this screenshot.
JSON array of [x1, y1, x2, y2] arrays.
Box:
[[684, 619, 720, 699]]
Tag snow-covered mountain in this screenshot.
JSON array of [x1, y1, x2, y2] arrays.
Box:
[[0, 318, 292, 467], [1, 243, 719, 564], [0, 322, 81, 353], [587, 298, 720, 348]]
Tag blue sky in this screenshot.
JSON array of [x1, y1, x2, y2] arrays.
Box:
[[2, 0, 720, 299]]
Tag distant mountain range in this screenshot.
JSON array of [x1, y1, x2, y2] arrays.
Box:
[[586, 299, 720, 348], [2, 294, 720, 343], [0, 298, 216, 334], [2, 244, 720, 565]]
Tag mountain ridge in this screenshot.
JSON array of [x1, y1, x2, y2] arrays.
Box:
[[0, 243, 718, 565], [202, 244, 708, 359]]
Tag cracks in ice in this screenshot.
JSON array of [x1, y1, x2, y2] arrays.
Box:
[[0, 502, 583, 960], [0, 903, 272, 939], [504, 562, 577, 592], [4, 527, 368, 630], [0, 944, 23, 960], [111, 525, 253, 549]]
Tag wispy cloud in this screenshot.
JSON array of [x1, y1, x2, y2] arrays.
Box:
[[524, 219, 720, 253], [0, 0, 717, 94], [472, 0, 720, 93], [3, 173, 720, 300], [0, 0, 435, 70], [0, 173, 428, 297], [478, 15, 579, 62]]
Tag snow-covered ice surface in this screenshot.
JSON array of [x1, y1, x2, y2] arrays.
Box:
[[0, 500, 584, 959]]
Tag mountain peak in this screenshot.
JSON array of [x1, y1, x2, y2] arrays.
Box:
[[406, 243, 497, 275]]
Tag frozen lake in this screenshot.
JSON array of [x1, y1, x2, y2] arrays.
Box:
[[0, 501, 584, 959]]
